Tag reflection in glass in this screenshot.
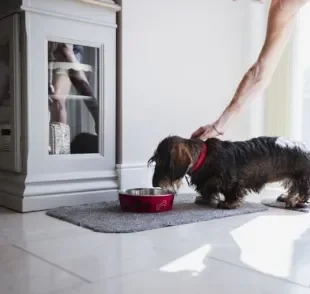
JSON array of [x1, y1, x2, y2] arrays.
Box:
[[47, 42, 99, 155], [0, 40, 10, 107]]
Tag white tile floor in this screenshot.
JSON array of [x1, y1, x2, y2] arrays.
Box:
[[2, 192, 310, 294]]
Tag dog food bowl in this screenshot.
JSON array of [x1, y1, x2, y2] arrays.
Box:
[[119, 188, 175, 213]]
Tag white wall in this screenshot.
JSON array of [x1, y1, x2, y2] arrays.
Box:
[[296, 4, 310, 144], [265, 3, 310, 142], [117, 0, 268, 191]]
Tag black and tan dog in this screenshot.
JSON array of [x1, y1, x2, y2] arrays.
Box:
[[148, 135, 310, 209]]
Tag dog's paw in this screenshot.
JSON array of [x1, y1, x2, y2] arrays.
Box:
[[295, 203, 308, 209], [217, 201, 240, 210], [285, 196, 308, 209], [285, 201, 308, 209]]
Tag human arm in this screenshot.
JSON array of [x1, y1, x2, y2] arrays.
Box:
[[191, 0, 310, 140]]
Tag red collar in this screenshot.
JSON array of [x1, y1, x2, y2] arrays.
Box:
[[192, 144, 207, 172]]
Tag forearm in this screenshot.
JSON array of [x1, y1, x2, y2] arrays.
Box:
[[215, 0, 308, 130], [215, 61, 271, 129]]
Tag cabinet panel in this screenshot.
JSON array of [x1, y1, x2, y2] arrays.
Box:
[[0, 14, 21, 172], [26, 12, 115, 175]]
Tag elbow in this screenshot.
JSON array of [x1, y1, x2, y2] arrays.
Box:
[[246, 61, 270, 87]]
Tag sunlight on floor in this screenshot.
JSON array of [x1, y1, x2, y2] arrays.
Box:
[[159, 244, 211, 276], [230, 215, 309, 278], [159, 213, 310, 281]]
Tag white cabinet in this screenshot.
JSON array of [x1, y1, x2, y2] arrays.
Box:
[[0, 0, 121, 212], [0, 14, 21, 172]]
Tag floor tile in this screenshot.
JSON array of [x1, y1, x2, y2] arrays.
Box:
[[147, 212, 310, 287], [0, 210, 91, 245], [16, 232, 190, 281], [46, 257, 310, 294], [3, 190, 310, 293], [18, 202, 310, 285], [0, 245, 86, 294]]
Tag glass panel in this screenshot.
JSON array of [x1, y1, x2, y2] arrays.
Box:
[[0, 39, 10, 107], [47, 42, 100, 155]]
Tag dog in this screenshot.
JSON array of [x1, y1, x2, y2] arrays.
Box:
[[70, 132, 98, 154], [148, 135, 310, 209]]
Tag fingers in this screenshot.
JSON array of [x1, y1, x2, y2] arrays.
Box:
[[192, 122, 226, 140], [192, 126, 212, 140], [191, 126, 205, 139], [191, 127, 211, 141], [198, 132, 211, 141]]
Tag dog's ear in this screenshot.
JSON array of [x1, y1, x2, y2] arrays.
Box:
[[148, 152, 157, 167], [148, 156, 154, 167], [170, 143, 192, 177]]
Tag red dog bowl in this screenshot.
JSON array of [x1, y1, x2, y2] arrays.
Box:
[[119, 188, 175, 213]]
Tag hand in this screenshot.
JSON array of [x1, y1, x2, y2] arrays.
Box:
[[191, 124, 224, 140]]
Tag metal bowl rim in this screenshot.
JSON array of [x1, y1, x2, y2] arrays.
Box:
[[119, 188, 175, 197]]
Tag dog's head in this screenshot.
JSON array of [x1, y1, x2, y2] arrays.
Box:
[[148, 136, 195, 190]]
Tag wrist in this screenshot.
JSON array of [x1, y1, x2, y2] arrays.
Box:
[[212, 121, 224, 136], [215, 106, 237, 132], [213, 119, 224, 132]]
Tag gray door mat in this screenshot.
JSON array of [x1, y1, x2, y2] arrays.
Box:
[[261, 199, 310, 213], [46, 194, 268, 233]]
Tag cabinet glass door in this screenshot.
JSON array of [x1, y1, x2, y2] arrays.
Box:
[[0, 39, 10, 107], [47, 41, 100, 155]]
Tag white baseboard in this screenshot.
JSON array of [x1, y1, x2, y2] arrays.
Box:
[[0, 190, 118, 212], [0, 169, 119, 212], [116, 163, 196, 194]]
